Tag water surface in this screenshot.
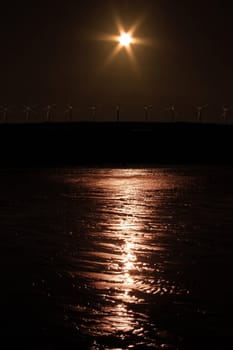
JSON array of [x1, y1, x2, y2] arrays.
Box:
[[0, 166, 233, 349]]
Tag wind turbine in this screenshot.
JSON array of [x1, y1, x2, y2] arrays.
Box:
[[22, 104, 37, 122], [42, 104, 56, 122], [0, 105, 11, 122], [64, 104, 74, 121], [116, 105, 120, 122], [91, 105, 97, 121], [165, 105, 176, 122], [144, 105, 152, 121], [221, 106, 233, 123], [195, 104, 208, 123]]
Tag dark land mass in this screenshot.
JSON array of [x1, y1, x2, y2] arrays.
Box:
[[0, 121, 232, 166]]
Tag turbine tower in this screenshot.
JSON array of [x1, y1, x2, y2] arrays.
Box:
[[195, 104, 208, 123], [165, 105, 176, 122], [116, 105, 120, 122], [144, 105, 152, 121], [91, 105, 97, 121], [64, 104, 73, 121], [43, 104, 56, 122], [23, 105, 37, 122], [0, 106, 10, 122], [221, 106, 233, 123]]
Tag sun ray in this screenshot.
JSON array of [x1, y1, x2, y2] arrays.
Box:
[[104, 44, 122, 66], [126, 45, 140, 74], [133, 37, 154, 46], [115, 14, 125, 35], [128, 15, 146, 36], [96, 32, 119, 43]]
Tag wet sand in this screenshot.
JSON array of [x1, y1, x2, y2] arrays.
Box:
[[0, 166, 233, 349]]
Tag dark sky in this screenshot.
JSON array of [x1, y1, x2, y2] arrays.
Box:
[[1, 0, 233, 110]]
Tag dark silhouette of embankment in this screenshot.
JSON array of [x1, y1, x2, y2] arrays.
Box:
[[0, 121, 233, 166]]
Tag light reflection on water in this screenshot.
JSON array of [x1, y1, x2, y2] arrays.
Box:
[[62, 168, 190, 347], [1, 166, 233, 349]]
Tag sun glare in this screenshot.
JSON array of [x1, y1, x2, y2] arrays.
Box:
[[98, 16, 151, 70], [119, 32, 132, 47]]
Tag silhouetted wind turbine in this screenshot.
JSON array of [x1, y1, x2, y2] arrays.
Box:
[[165, 105, 176, 122], [144, 105, 152, 121], [221, 106, 233, 123], [43, 104, 56, 122], [0, 106, 11, 122], [116, 105, 120, 122], [91, 105, 97, 121], [195, 104, 208, 123], [23, 104, 37, 122], [64, 104, 74, 121]]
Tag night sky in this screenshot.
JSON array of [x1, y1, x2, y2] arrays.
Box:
[[1, 0, 233, 116]]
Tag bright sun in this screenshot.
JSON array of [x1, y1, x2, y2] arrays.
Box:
[[119, 32, 132, 47]]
